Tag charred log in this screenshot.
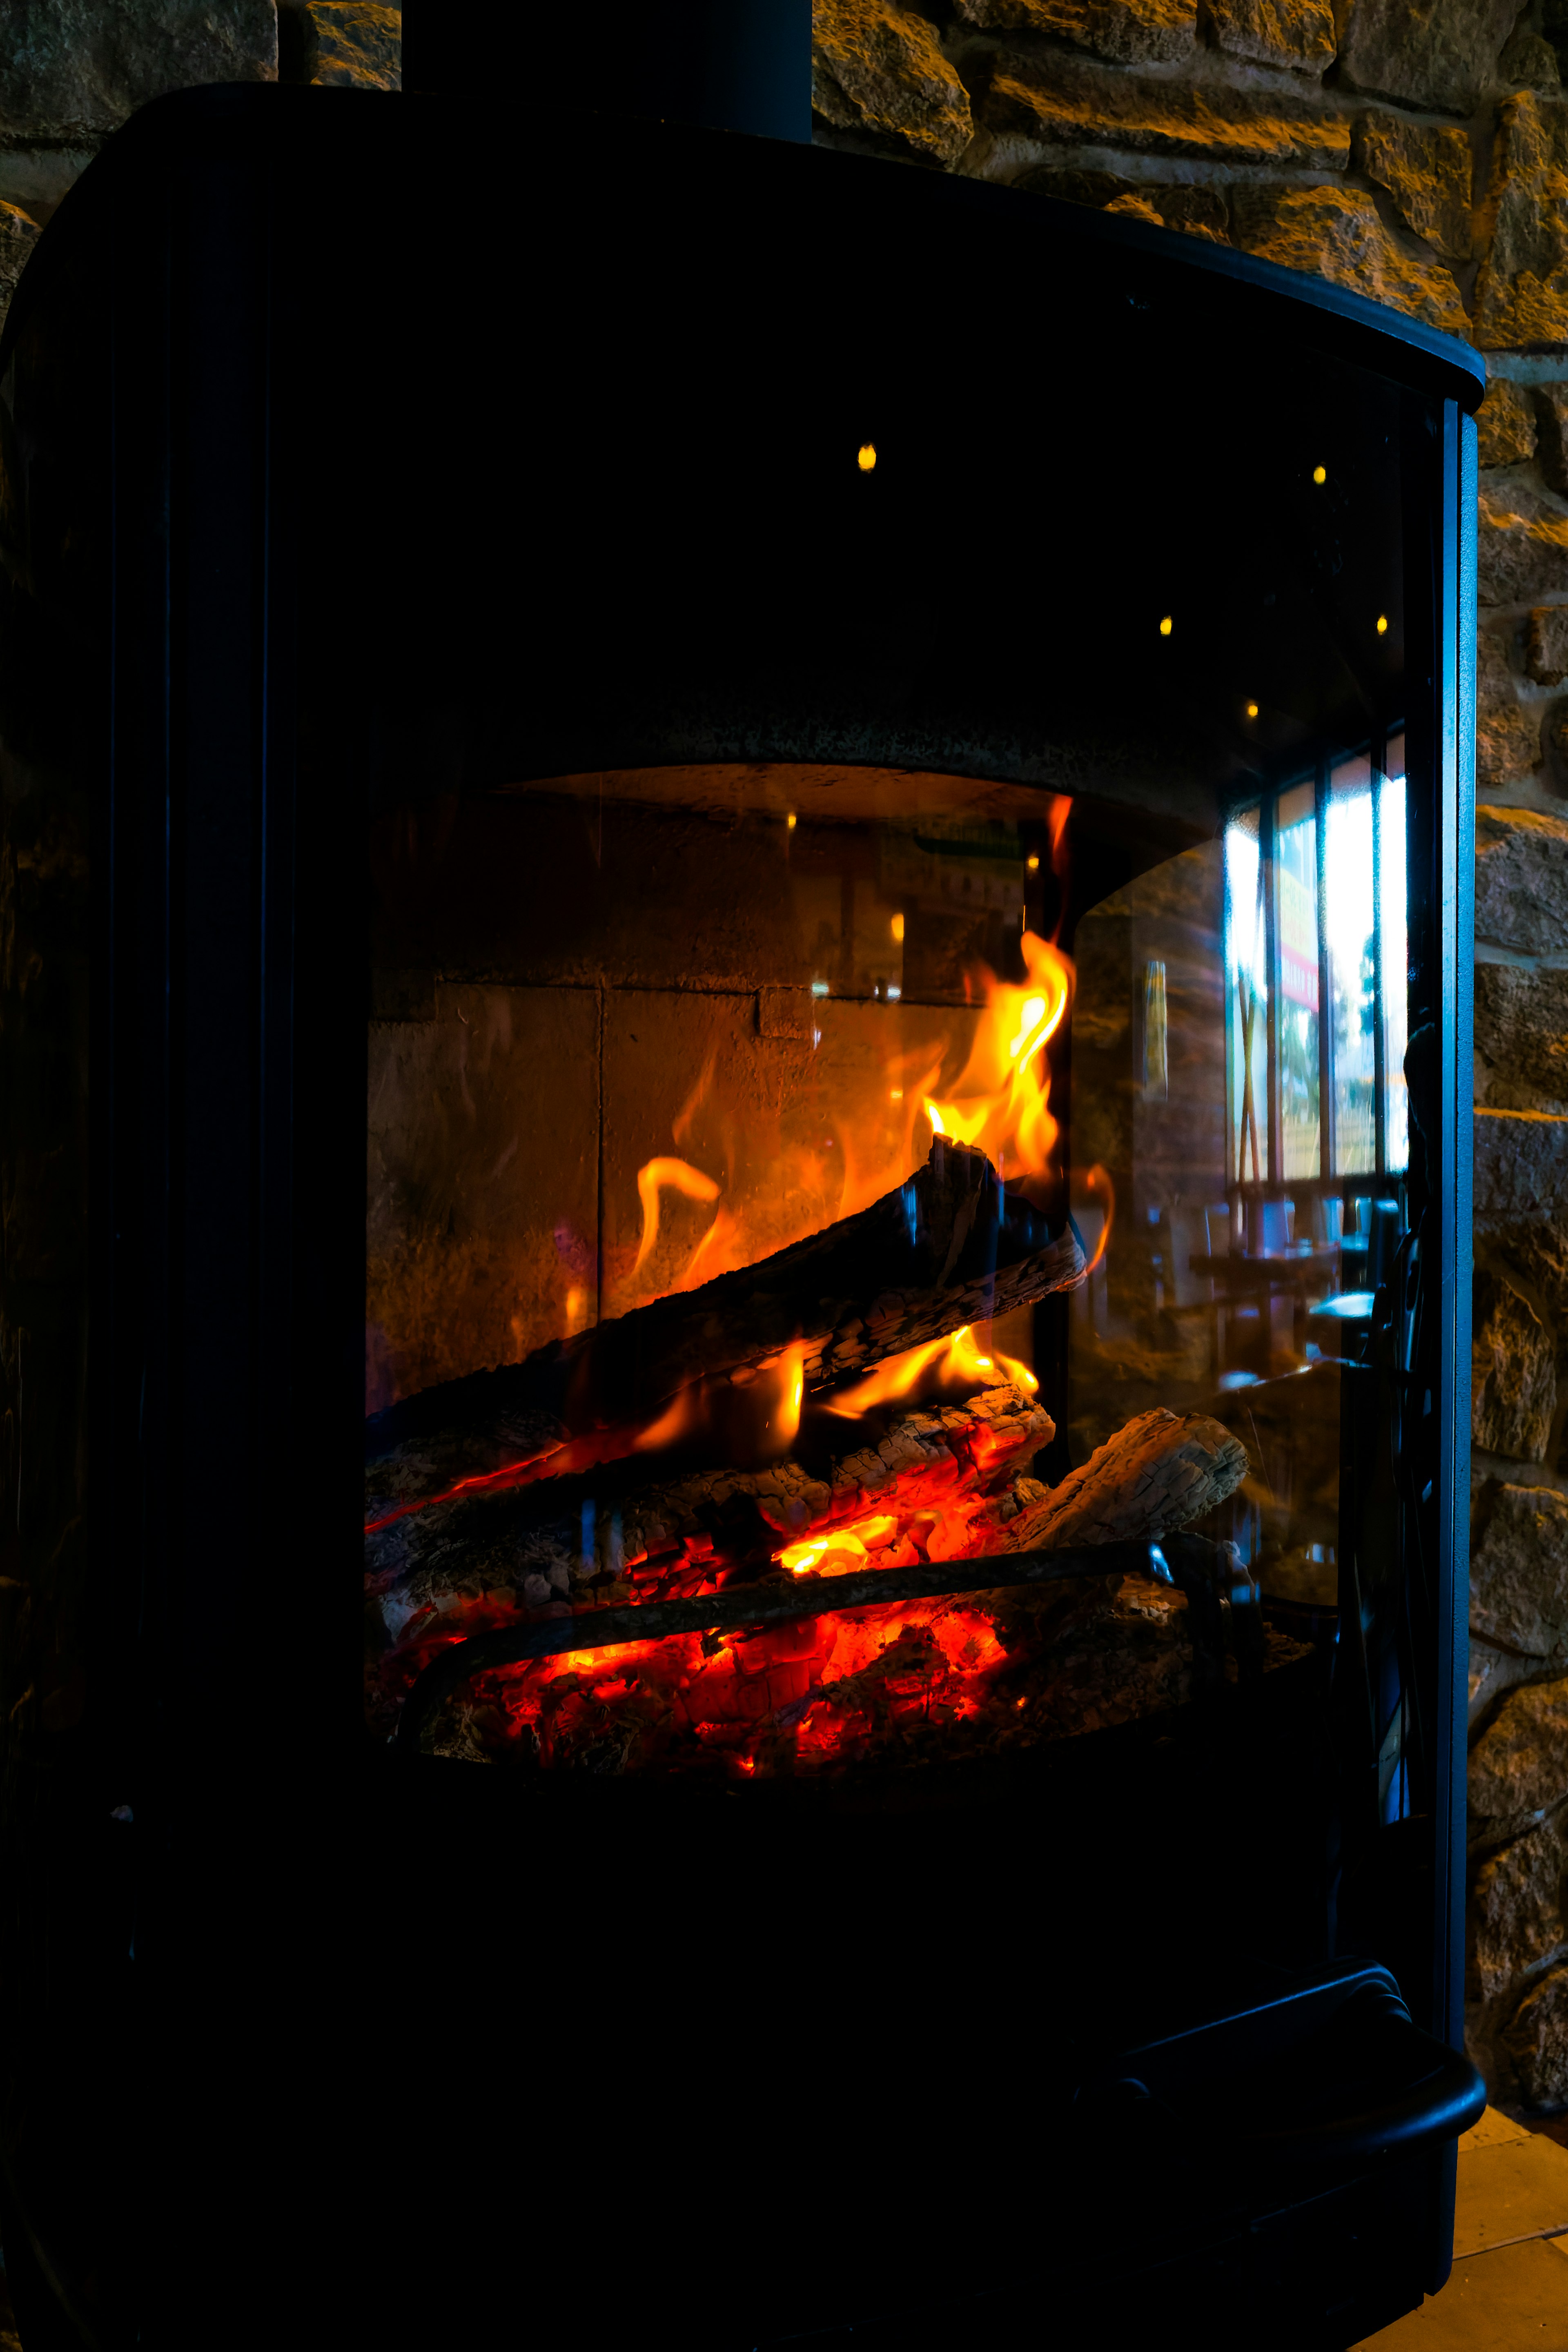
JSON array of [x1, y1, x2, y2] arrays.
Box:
[[366, 1140, 1083, 1515], [364, 1383, 1057, 1728], [998, 1408, 1248, 1552]]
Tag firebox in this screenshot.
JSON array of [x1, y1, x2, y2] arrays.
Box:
[[0, 45, 1482, 2352]]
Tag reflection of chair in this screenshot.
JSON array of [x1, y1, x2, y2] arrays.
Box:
[[1188, 1201, 1339, 1382]]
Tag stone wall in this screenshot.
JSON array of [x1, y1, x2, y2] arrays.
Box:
[[1, 0, 1565, 2102]]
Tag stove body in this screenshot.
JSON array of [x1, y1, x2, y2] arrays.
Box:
[[0, 83, 1481, 2348]]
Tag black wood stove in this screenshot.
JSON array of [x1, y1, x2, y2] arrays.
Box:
[[0, 12, 1484, 2345]]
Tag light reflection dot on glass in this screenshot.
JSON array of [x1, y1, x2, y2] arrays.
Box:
[[1026, 853, 1040, 871]]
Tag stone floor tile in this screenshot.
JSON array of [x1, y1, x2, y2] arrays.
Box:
[[1353, 2238, 1568, 2345], [1455, 2133, 1568, 2254], [1463, 2105, 1537, 2153]]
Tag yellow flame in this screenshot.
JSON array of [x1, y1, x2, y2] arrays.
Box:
[[824, 1322, 1037, 1416], [922, 931, 1072, 1180], [631, 1157, 721, 1281]]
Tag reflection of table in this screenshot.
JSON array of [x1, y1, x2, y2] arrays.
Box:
[[1187, 1247, 1343, 1376]]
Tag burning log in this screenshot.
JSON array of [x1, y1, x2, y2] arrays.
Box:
[[365, 1139, 1083, 1517], [997, 1409, 1249, 1552], [364, 1381, 1057, 1731]]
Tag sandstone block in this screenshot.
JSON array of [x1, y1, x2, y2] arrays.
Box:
[[0, 0, 275, 140], [1476, 963, 1568, 1111], [983, 54, 1350, 167], [1477, 627, 1540, 789], [813, 0, 973, 167], [1476, 806, 1568, 952], [1227, 184, 1466, 335], [1502, 1960, 1568, 2104], [1203, 0, 1336, 70], [1471, 1809, 1568, 2003], [0, 205, 38, 338], [1472, 1483, 1568, 1656], [1496, 1222, 1568, 1335], [1499, 25, 1563, 91], [1474, 1269, 1556, 1461], [1470, 1672, 1568, 1825], [1527, 604, 1568, 682], [1473, 93, 1568, 350], [1478, 482, 1568, 606], [296, 1, 400, 89], [1333, 0, 1519, 116], [1479, 381, 1537, 469], [1472, 1637, 1535, 1726], [1354, 109, 1472, 262], [1547, 701, 1568, 791], [1474, 1109, 1568, 1221], [953, 0, 1196, 67], [1533, 383, 1568, 497], [1104, 191, 1164, 225]]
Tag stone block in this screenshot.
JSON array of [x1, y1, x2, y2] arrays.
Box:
[[1478, 482, 1568, 606], [0, 0, 275, 140], [1227, 184, 1466, 333], [1474, 1269, 1555, 1461], [982, 53, 1350, 167], [1499, 25, 1563, 91], [1470, 1672, 1568, 1826], [953, 0, 1196, 68], [1476, 806, 1568, 953], [1474, 1108, 1568, 1221], [1527, 604, 1568, 682], [296, 1, 400, 89], [1334, 0, 1518, 116], [1472, 1483, 1568, 1657], [1471, 1808, 1568, 2002], [1202, 0, 1336, 70], [1479, 381, 1537, 469], [812, 0, 973, 167], [1477, 628, 1540, 789], [1535, 383, 1568, 496], [1476, 963, 1568, 1110], [1354, 109, 1472, 263], [1473, 93, 1568, 350], [1503, 1960, 1568, 2105], [1498, 1221, 1568, 1334], [0, 205, 38, 339]]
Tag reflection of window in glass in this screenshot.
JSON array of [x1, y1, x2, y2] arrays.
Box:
[[1276, 782, 1319, 1180], [1223, 732, 1407, 1194], [1143, 960, 1168, 1100], [1326, 756, 1376, 1178], [1225, 810, 1267, 1183], [1381, 737, 1408, 1175]]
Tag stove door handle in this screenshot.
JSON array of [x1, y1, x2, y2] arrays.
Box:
[[1220, 1990, 1486, 2169]]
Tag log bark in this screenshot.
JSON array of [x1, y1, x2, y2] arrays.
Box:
[[366, 1139, 1082, 1514], [366, 1383, 1056, 1641], [998, 1409, 1248, 1552]]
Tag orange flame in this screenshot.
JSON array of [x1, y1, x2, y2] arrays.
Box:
[[632, 1157, 721, 1281], [630, 1339, 806, 1459], [823, 1322, 1038, 1417], [1079, 1164, 1116, 1274], [924, 931, 1071, 1180]]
